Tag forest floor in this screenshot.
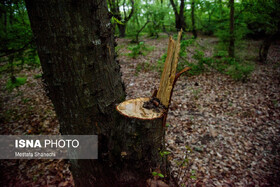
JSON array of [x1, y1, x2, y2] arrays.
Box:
[[0, 33, 280, 186]]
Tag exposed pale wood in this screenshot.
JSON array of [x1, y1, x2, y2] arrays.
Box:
[[116, 97, 165, 120], [114, 29, 188, 186], [156, 29, 183, 107]]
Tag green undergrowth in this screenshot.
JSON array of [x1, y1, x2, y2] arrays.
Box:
[[6, 76, 27, 92], [127, 42, 154, 58], [155, 38, 255, 82]]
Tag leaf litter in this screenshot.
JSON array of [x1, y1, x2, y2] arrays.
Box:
[[0, 35, 279, 186]]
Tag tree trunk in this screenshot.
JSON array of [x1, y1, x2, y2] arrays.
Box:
[[135, 20, 150, 43], [170, 0, 187, 31], [178, 0, 186, 31], [228, 0, 235, 58], [191, 0, 197, 38], [175, 16, 187, 32], [259, 23, 280, 63], [118, 24, 126, 37], [219, 0, 223, 19], [25, 0, 170, 186]]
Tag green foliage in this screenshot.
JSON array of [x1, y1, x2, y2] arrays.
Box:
[[242, 0, 280, 38], [128, 42, 153, 58], [0, 0, 39, 81], [156, 53, 167, 73], [226, 61, 254, 81], [152, 171, 164, 178], [190, 170, 197, 180], [135, 62, 154, 76], [159, 150, 171, 157], [6, 76, 27, 91], [211, 51, 255, 81], [192, 88, 201, 100], [33, 74, 42, 79], [112, 16, 124, 25], [179, 39, 195, 57]]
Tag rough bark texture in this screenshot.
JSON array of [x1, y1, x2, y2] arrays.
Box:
[[25, 0, 139, 186], [229, 0, 235, 58], [112, 115, 168, 186], [25, 0, 171, 186], [191, 0, 197, 39], [170, 0, 187, 31]]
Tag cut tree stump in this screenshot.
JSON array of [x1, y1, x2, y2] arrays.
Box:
[[116, 29, 190, 186]]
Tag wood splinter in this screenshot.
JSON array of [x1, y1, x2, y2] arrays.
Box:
[[116, 29, 190, 121]]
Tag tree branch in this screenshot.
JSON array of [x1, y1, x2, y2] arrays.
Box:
[[124, 0, 134, 23]]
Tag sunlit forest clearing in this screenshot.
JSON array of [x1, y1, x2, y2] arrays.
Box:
[[1, 0, 279, 186]]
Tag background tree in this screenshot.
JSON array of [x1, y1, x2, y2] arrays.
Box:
[[244, 0, 280, 63], [0, 0, 36, 84], [108, 0, 135, 37], [170, 0, 187, 31], [228, 0, 235, 58], [191, 0, 197, 38]]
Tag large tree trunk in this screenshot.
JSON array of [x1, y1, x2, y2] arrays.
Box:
[[25, 0, 170, 186], [228, 0, 235, 58]]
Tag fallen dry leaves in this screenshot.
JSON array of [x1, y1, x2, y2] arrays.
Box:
[[0, 68, 73, 186], [0, 34, 279, 186], [118, 35, 280, 186]]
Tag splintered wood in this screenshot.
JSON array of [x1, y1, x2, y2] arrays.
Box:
[[116, 30, 185, 120], [156, 30, 183, 107], [116, 98, 164, 120]]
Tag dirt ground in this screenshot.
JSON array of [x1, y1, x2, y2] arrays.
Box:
[[1, 34, 279, 186]]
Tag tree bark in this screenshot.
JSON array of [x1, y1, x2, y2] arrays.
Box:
[[228, 0, 235, 58], [170, 0, 187, 31], [135, 20, 150, 43], [259, 23, 280, 63], [25, 0, 170, 186], [25, 0, 127, 186], [191, 0, 197, 38], [118, 24, 126, 38]]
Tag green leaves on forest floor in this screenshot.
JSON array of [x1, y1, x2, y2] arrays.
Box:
[[6, 76, 27, 92], [127, 42, 154, 58], [156, 37, 255, 82]]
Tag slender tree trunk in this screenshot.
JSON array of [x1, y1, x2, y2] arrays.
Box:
[[135, 20, 150, 43], [191, 0, 197, 38], [219, 0, 223, 19], [4, 11, 7, 33], [118, 24, 126, 37], [175, 15, 187, 32], [170, 0, 187, 31], [229, 0, 235, 58], [25, 0, 169, 186], [178, 0, 186, 31]]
